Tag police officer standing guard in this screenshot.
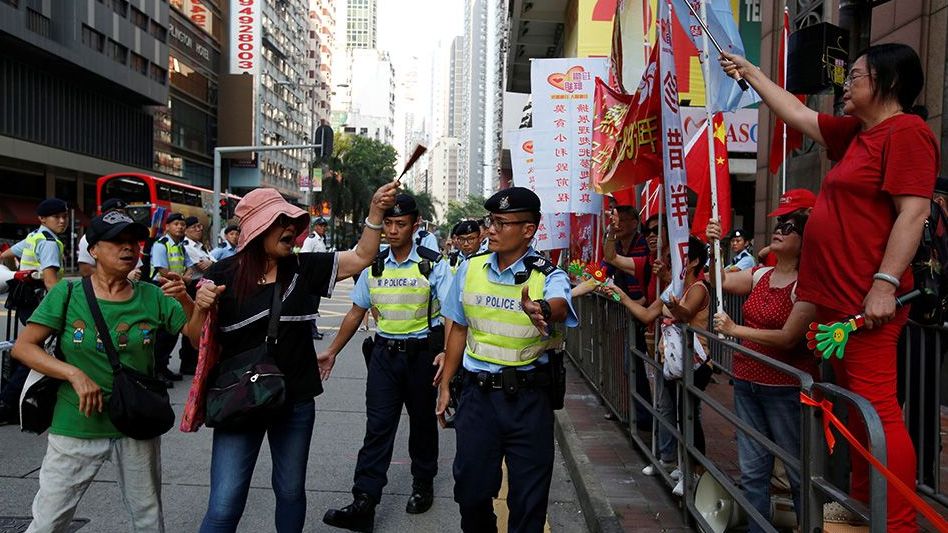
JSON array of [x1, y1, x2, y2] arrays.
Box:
[[150, 212, 193, 384], [320, 193, 451, 533], [437, 187, 577, 533], [0, 198, 68, 425], [448, 219, 482, 273]]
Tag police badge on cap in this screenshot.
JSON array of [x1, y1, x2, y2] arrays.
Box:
[[384, 193, 418, 218], [484, 187, 541, 213]]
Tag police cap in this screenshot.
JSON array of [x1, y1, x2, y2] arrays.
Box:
[[165, 213, 185, 225], [452, 219, 480, 236], [36, 198, 67, 217], [484, 187, 540, 214], [185, 216, 201, 228], [384, 193, 418, 218]]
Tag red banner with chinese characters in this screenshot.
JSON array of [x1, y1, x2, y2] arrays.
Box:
[[592, 45, 663, 195]]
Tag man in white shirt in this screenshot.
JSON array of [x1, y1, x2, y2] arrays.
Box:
[[301, 217, 329, 253], [182, 216, 214, 280], [301, 217, 329, 339]]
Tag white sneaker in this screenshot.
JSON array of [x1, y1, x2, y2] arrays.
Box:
[[642, 460, 676, 476], [670, 468, 682, 480], [672, 478, 685, 496]]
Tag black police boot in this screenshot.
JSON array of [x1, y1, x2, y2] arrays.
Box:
[[323, 492, 376, 532], [405, 481, 434, 514]]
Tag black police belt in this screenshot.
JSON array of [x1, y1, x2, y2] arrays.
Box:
[[375, 335, 430, 353], [463, 362, 553, 393]]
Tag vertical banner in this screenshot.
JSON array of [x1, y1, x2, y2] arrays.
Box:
[[658, 0, 691, 296], [230, 0, 261, 75], [569, 214, 597, 264], [530, 58, 609, 215], [510, 129, 570, 251]]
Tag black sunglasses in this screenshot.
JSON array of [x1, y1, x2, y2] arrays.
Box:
[[774, 220, 802, 236], [642, 225, 659, 235]]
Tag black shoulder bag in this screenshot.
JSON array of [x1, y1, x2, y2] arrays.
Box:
[[81, 277, 175, 439], [205, 281, 286, 430], [19, 281, 73, 434], [82, 277, 174, 440]]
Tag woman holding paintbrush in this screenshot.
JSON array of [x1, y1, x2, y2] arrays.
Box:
[[720, 44, 937, 531]]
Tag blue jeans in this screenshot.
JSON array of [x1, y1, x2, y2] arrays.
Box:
[[733, 380, 802, 533], [199, 399, 316, 533]]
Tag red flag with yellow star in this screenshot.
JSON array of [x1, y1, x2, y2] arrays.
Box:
[[685, 112, 731, 241]]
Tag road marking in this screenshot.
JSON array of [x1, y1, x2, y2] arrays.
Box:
[[493, 461, 552, 532]]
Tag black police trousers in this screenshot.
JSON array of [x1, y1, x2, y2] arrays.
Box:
[[353, 336, 439, 502], [453, 374, 554, 533]]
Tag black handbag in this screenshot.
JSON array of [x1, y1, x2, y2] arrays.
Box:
[[81, 277, 175, 440], [19, 282, 73, 434], [205, 281, 286, 430]]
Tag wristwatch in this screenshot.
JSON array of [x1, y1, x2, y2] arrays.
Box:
[[534, 299, 552, 320]]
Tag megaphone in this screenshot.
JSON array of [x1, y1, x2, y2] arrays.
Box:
[[694, 471, 746, 532]]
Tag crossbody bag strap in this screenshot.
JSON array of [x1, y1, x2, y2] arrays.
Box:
[[266, 280, 283, 345], [80, 276, 123, 373], [51, 281, 74, 362]]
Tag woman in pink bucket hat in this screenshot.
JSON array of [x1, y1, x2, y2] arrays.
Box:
[[190, 182, 397, 532]]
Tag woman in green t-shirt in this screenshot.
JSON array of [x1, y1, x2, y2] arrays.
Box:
[[12, 212, 205, 533]]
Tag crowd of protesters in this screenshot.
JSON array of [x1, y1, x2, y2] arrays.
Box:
[[0, 41, 945, 533]]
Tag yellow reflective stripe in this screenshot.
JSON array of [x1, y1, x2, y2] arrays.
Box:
[[464, 339, 546, 366], [465, 317, 538, 339], [369, 261, 438, 335]]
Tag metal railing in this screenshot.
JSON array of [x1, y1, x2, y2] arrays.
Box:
[[565, 292, 947, 531]]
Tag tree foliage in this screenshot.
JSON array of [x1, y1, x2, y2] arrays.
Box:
[[440, 195, 486, 236], [319, 133, 398, 246], [401, 187, 438, 223]]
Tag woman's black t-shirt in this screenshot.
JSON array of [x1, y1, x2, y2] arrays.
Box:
[[205, 252, 337, 401]]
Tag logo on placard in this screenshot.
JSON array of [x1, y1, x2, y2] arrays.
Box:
[[547, 66, 591, 93], [522, 140, 534, 154]]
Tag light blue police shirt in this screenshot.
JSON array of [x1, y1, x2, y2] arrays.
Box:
[[441, 248, 578, 373], [352, 244, 452, 340], [12, 225, 62, 270], [150, 234, 194, 271]]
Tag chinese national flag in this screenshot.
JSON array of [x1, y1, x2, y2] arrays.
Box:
[[686, 113, 731, 241], [769, 8, 805, 175]]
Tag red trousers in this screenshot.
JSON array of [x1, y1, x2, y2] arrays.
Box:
[[819, 306, 918, 532]]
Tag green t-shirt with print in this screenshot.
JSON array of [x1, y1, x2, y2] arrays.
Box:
[[29, 280, 187, 438]]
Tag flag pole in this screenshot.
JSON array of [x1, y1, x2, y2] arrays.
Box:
[[698, 0, 725, 316], [780, 5, 789, 194]]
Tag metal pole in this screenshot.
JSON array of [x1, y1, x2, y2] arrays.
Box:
[[212, 143, 321, 249], [781, 5, 789, 194]]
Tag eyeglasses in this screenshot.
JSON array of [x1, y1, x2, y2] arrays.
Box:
[[456, 235, 479, 244], [642, 225, 659, 236], [843, 71, 871, 89], [774, 220, 802, 236], [484, 215, 532, 230]]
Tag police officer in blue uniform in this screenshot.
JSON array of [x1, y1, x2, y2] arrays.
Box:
[[437, 187, 578, 533], [447, 219, 481, 272], [320, 194, 451, 533]]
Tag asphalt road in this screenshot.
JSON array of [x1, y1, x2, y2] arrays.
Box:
[[0, 279, 587, 532]]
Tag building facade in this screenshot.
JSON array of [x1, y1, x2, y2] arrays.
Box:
[[345, 0, 376, 50], [0, 0, 170, 242], [159, 0, 223, 188], [308, 0, 335, 126]]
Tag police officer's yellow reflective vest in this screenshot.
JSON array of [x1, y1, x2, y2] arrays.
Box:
[[461, 254, 562, 366], [151, 236, 186, 278], [20, 229, 64, 278], [368, 251, 441, 335]]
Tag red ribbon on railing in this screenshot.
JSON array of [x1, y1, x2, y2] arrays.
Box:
[[800, 392, 948, 532]]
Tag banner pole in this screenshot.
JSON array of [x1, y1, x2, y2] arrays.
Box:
[[781, 5, 789, 194], [698, 0, 725, 316]]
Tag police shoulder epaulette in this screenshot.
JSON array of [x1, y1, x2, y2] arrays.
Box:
[[40, 230, 57, 241], [309, 233, 316, 239], [157, 236, 169, 244], [524, 255, 556, 276], [416, 246, 441, 262]]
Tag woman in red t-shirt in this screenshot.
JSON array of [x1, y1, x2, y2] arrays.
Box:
[[721, 44, 937, 532], [708, 212, 816, 532]]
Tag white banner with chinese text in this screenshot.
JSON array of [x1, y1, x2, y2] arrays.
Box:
[[530, 58, 608, 215]]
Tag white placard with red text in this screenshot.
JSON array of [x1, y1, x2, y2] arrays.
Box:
[[509, 128, 569, 251], [530, 58, 608, 215], [229, 0, 261, 75], [534, 213, 570, 252]]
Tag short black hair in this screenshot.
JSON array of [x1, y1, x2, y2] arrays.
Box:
[[613, 205, 639, 221], [859, 43, 926, 115]]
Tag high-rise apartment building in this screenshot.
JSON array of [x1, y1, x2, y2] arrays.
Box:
[[308, 0, 335, 126], [345, 0, 376, 49], [460, 0, 505, 198], [0, 0, 169, 241]]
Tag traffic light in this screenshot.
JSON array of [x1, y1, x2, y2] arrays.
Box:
[[219, 198, 233, 221]]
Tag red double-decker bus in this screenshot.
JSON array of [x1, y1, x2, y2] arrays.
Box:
[[96, 173, 240, 229]]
